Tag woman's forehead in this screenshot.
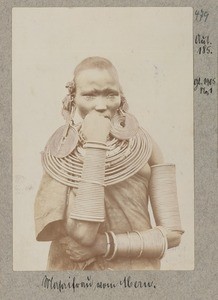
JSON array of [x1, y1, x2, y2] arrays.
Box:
[[75, 68, 120, 90]]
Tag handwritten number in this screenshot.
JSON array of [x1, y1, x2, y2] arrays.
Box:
[[195, 9, 209, 22], [204, 11, 209, 22], [197, 45, 212, 55], [194, 77, 215, 96]]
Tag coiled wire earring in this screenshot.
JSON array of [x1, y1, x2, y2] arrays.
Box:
[[110, 97, 139, 140], [45, 81, 79, 158]]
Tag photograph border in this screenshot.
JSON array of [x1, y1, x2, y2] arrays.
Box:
[[1, 0, 217, 299]]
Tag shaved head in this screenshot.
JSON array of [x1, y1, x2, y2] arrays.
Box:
[[74, 57, 120, 85]]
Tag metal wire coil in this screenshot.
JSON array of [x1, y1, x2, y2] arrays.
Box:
[[41, 127, 152, 187]]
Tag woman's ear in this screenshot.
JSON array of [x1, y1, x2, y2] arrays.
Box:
[[120, 95, 129, 113], [61, 80, 76, 121]]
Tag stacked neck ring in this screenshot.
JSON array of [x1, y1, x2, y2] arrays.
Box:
[[41, 127, 152, 188]]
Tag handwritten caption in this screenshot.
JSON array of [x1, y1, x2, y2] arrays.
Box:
[[41, 275, 157, 293], [194, 77, 215, 95]]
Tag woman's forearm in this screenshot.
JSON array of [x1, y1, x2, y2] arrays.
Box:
[[67, 146, 107, 246], [65, 228, 183, 263], [95, 228, 182, 261]]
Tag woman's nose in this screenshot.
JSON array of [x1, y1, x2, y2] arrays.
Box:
[[94, 97, 107, 111]]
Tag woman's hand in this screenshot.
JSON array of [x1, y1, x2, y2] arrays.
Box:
[[59, 236, 96, 262], [166, 230, 182, 248], [59, 234, 107, 262], [80, 111, 111, 142]]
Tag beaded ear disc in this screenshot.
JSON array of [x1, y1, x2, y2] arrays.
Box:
[[45, 125, 79, 158], [110, 112, 139, 140]]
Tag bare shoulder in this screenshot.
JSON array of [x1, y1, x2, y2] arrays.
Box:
[[148, 135, 164, 166]]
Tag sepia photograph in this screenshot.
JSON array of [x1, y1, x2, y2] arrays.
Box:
[[13, 7, 194, 271]]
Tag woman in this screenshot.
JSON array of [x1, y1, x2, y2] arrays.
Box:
[[34, 57, 184, 270]]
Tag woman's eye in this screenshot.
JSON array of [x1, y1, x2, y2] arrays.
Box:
[[107, 94, 115, 98], [85, 95, 95, 100]]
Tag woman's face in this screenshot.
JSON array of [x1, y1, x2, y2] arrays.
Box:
[[74, 68, 121, 119]]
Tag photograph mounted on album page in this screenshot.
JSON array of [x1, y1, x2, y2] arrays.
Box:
[[12, 7, 194, 271]]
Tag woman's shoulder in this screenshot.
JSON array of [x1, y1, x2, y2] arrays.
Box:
[[139, 127, 164, 166]]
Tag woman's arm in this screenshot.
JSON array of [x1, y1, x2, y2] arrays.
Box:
[[148, 137, 184, 248], [65, 112, 111, 246]]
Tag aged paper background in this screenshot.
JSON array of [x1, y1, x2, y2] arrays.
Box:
[[1, 0, 217, 299], [13, 7, 194, 271]]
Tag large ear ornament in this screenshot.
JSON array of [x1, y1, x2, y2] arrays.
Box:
[[110, 111, 139, 140], [44, 125, 79, 158], [45, 125, 79, 158], [45, 102, 79, 158]]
